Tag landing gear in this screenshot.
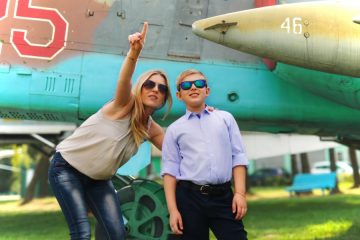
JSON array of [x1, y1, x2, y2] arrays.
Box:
[[95, 176, 179, 240]]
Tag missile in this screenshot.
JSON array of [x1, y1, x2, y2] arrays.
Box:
[[192, 1, 360, 78]]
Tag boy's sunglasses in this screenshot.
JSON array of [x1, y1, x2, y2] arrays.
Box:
[[142, 79, 168, 95], [178, 79, 207, 91]]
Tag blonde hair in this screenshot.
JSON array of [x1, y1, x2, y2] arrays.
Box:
[[176, 69, 207, 91], [130, 70, 172, 146]]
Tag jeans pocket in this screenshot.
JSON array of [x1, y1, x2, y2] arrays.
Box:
[[53, 153, 70, 168], [54, 160, 69, 168]]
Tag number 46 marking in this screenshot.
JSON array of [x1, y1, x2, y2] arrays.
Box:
[[0, 0, 69, 60], [281, 17, 302, 34]]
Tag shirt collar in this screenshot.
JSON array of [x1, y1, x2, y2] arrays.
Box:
[[185, 105, 211, 120]]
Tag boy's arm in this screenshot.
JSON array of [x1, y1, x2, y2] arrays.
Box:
[[232, 165, 247, 220], [227, 113, 248, 219], [228, 113, 248, 167], [161, 126, 183, 234], [161, 127, 181, 178], [163, 174, 183, 234]]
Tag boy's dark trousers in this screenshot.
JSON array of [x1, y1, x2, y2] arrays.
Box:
[[176, 181, 247, 240]]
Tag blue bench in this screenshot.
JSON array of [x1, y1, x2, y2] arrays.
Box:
[[286, 173, 337, 196]]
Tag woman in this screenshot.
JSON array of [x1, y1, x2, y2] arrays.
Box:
[[48, 22, 172, 240]]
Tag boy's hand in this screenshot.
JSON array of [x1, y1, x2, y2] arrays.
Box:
[[128, 22, 148, 53], [169, 209, 183, 235], [232, 192, 247, 220]]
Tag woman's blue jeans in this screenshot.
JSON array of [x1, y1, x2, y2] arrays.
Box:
[[48, 152, 126, 240]]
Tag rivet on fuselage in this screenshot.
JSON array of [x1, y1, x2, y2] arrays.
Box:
[[87, 10, 94, 17]]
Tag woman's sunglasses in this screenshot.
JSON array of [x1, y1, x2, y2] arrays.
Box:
[[178, 79, 207, 91], [142, 79, 168, 95]]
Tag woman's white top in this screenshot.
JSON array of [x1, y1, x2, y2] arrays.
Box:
[[56, 109, 141, 180]]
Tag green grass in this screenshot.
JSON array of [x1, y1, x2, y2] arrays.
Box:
[[0, 198, 96, 240], [1, 184, 360, 240], [244, 194, 360, 240], [241, 183, 360, 240]]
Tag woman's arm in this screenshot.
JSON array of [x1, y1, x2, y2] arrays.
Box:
[[103, 22, 148, 119], [148, 120, 164, 150]]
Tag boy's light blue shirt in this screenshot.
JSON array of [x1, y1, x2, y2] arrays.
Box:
[[161, 106, 248, 185]]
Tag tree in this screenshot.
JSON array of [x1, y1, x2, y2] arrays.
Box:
[[300, 153, 310, 173], [348, 146, 360, 188], [299, 153, 312, 195], [0, 149, 15, 193], [329, 148, 341, 194], [21, 144, 53, 205], [290, 154, 298, 178]]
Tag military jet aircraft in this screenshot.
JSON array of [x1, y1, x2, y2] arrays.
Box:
[[1, 0, 359, 239]]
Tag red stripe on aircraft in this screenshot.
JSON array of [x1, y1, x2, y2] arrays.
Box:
[[255, 0, 277, 70], [255, 0, 277, 8]]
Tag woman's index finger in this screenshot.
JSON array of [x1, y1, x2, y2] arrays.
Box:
[[141, 22, 148, 39]]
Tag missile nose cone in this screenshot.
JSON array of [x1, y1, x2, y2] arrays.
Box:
[[192, 1, 360, 78], [192, 19, 206, 38], [192, 17, 237, 43]]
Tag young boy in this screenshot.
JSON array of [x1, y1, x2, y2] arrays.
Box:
[[161, 69, 248, 240]]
